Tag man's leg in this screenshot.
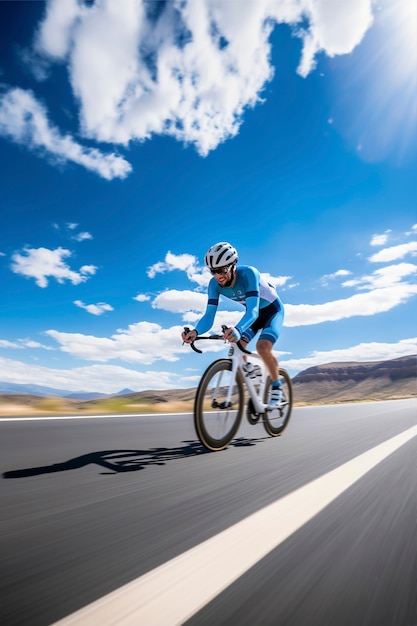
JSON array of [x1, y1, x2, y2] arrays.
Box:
[[257, 338, 283, 407], [256, 305, 283, 382], [256, 338, 279, 381]]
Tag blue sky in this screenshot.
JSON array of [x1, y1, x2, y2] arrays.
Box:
[[0, 0, 416, 394]]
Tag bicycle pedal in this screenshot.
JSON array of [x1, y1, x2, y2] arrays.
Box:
[[211, 400, 233, 409], [266, 404, 282, 412]]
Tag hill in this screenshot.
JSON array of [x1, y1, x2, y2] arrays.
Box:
[[291, 355, 416, 404], [0, 382, 79, 397], [0, 382, 135, 400], [114, 355, 415, 407], [0, 355, 415, 416]]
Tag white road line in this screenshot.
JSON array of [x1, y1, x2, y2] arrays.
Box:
[[53, 425, 417, 626]]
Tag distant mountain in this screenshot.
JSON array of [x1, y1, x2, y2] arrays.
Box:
[[64, 392, 108, 400], [0, 382, 137, 400], [96, 355, 416, 406], [291, 355, 416, 404], [0, 356, 415, 411], [0, 382, 77, 397]]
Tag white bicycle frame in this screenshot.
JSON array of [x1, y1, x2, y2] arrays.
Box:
[[219, 341, 270, 413]]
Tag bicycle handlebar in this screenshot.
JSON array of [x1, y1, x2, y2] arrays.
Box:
[[183, 326, 252, 355]]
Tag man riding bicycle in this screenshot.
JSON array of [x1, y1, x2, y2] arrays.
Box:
[[181, 242, 285, 407]]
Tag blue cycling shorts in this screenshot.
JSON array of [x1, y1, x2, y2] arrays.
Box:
[[241, 299, 284, 345]]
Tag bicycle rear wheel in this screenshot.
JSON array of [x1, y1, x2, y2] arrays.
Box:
[[263, 368, 293, 437], [194, 359, 244, 451]]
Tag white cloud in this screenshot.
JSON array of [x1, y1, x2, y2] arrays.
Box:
[[405, 224, 417, 236], [46, 318, 234, 368], [198, 310, 242, 334], [261, 272, 293, 288], [285, 283, 417, 327], [35, 0, 82, 59], [148, 251, 210, 287], [0, 338, 52, 350], [74, 300, 114, 316], [296, 0, 374, 77], [53, 222, 93, 242], [330, 270, 351, 278], [19, 339, 53, 350], [0, 356, 180, 394], [0, 87, 132, 180], [72, 231, 93, 242], [370, 231, 391, 246], [281, 338, 417, 374], [368, 242, 417, 263], [133, 293, 151, 302], [342, 263, 417, 290], [152, 290, 207, 314], [46, 322, 188, 365], [148, 252, 197, 276], [27, 0, 375, 162], [321, 269, 351, 286], [10, 246, 97, 288], [0, 340, 23, 349]]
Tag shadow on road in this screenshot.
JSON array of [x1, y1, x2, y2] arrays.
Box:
[[2, 436, 268, 478]]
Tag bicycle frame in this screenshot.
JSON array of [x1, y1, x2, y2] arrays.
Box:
[[226, 342, 269, 414], [186, 327, 270, 414]]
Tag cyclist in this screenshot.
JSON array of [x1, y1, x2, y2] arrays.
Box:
[[181, 242, 285, 407]]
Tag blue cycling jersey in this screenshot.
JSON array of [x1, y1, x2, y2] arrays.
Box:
[[195, 265, 283, 338]]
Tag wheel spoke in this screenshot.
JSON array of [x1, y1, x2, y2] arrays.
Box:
[[194, 360, 244, 451], [262, 369, 293, 437]]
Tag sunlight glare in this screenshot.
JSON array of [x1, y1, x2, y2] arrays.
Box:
[[370, 0, 417, 161], [337, 0, 417, 164], [381, 0, 417, 86]]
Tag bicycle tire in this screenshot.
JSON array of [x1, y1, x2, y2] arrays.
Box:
[[194, 359, 244, 451], [262, 368, 293, 437]]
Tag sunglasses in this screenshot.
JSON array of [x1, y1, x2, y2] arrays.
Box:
[[210, 265, 231, 276]]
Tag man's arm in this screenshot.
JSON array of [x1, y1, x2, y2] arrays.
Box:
[[184, 279, 219, 339], [194, 302, 218, 335], [222, 294, 259, 343]]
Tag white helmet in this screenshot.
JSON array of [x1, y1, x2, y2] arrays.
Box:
[[204, 242, 238, 269]]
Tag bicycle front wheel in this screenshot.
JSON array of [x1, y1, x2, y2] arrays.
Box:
[[263, 368, 293, 437], [194, 359, 244, 451]]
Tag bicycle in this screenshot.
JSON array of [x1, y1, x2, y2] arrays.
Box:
[[184, 326, 293, 451]]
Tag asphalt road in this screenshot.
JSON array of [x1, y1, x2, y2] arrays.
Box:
[[1, 399, 416, 626]]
